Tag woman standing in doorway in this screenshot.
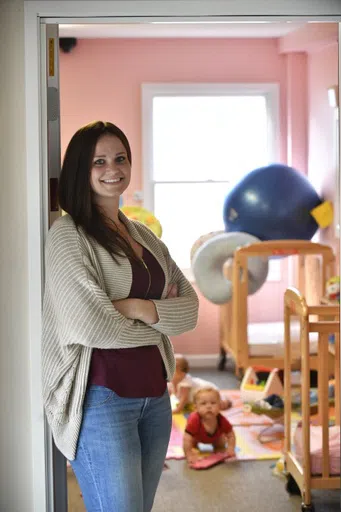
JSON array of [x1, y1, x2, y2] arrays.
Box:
[[42, 121, 199, 511]]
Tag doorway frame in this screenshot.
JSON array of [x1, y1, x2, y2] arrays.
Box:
[[23, 1, 341, 510]]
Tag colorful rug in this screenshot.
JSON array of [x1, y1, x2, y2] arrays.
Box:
[[221, 390, 274, 426], [166, 390, 284, 462]]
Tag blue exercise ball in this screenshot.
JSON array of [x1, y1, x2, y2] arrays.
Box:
[[223, 164, 322, 241]]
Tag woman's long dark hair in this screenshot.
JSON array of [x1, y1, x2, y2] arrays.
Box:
[[58, 120, 138, 262]]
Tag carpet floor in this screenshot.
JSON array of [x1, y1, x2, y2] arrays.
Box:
[[67, 364, 340, 512]]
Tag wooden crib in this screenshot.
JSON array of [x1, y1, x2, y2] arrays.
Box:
[[219, 240, 335, 376], [283, 287, 340, 511]]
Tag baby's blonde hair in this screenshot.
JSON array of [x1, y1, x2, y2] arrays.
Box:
[[193, 386, 220, 404]]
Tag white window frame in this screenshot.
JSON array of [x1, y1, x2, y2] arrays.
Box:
[[142, 82, 280, 279], [142, 82, 280, 211]]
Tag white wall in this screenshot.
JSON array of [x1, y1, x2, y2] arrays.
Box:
[[0, 1, 34, 510]]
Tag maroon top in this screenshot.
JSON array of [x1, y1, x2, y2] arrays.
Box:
[[88, 246, 167, 397]]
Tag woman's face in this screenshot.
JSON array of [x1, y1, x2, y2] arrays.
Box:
[[90, 133, 131, 206]]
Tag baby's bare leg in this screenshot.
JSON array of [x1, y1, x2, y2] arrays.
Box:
[[219, 395, 232, 410]]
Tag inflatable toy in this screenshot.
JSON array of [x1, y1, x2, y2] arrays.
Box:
[[120, 206, 162, 238], [223, 164, 322, 240], [192, 231, 269, 304], [190, 231, 225, 263]]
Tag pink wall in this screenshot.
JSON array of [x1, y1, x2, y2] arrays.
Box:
[[279, 23, 338, 54], [307, 43, 339, 266], [60, 38, 289, 203], [279, 23, 339, 266], [285, 52, 308, 173], [59, 36, 314, 355]]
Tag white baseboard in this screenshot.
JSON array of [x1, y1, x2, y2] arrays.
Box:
[[185, 354, 220, 368]]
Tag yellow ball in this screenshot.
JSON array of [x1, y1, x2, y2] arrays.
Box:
[[121, 206, 162, 238]]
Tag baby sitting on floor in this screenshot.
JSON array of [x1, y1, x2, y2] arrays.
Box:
[[169, 354, 232, 414], [183, 387, 236, 465]]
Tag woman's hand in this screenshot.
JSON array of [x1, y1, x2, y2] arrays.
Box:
[[166, 283, 178, 298], [111, 283, 178, 325], [112, 298, 159, 325], [112, 298, 138, 319]]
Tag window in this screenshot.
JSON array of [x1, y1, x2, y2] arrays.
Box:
[[142, 83, 280, 279]]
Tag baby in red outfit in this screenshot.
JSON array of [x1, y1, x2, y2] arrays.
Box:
[[183, 387, 236, 465]]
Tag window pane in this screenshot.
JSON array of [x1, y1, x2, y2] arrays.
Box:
[[155, 182, 227, 269], [153, 95, 268, 183]]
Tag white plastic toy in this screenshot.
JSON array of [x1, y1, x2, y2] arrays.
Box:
[[240, 366, 284, 402]]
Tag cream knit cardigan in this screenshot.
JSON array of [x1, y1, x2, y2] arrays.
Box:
[[42, 211, 199, 460]]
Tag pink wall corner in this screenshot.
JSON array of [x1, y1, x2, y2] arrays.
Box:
[[280, 23, 339, 272], [279, 23, 338, 54], [285, 52, 308, 173], [59, 36, 312, 356], [307, 43, 340, 268]]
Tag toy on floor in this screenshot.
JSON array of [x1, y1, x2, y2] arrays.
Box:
[[240, 366, 284, 402], [271, 456, 287, 480], [189, 451, 234, 470], [329, 379, 335, 398], [243, 394, 285, 443], [244, 393, 284, 417], [291, 385, 335, 411], [326, 275, 340, 302]]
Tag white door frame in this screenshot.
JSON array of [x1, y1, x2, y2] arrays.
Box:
[[24, 1, 341, 510]]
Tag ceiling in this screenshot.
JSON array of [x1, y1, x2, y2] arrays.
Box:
[[59, 22, 307, 39]]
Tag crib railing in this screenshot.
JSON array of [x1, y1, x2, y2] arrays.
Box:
[[284, 287, 340, 509], [220, 240, 335, 376]]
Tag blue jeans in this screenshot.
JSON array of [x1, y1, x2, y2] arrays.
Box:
[[70, 385, 172, 512]]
